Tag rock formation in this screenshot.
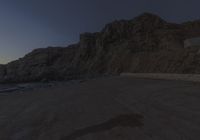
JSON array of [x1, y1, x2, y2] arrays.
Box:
[[1, 12, 200, 83]]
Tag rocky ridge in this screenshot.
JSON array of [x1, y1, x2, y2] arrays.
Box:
[[1, 13, 200, 83]]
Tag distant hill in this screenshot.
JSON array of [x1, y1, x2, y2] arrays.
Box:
[[1, 12, 200, 83]]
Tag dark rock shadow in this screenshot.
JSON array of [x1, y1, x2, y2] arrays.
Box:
[[61, 113, 144, 140]]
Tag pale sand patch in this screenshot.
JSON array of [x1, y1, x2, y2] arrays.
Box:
[[121, 73, 200, 82]]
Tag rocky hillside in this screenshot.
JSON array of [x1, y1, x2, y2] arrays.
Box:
[[1, 13, 200, 83]]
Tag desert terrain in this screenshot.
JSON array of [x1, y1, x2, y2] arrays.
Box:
[[0, 75, 200, 140]]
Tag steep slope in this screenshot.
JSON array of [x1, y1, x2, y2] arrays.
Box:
[[1, 13, 200, 83]]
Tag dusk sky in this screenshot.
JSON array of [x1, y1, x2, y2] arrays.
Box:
[[0, 0, 200, 64]]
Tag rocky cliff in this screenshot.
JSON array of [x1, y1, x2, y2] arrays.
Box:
[[1, 13, 200, 83]]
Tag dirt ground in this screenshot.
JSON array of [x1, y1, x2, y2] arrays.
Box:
[[0, 75, 200, 140]]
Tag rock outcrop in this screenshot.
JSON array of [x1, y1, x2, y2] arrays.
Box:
[[1, 13, 200, 83]]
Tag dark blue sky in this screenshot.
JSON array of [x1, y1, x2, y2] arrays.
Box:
[[0, 0, 200, 64]]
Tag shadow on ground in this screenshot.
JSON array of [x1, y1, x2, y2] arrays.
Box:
[[61, 113, 144, 140]]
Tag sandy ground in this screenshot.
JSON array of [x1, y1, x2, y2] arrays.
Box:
[[0, 75, 200, 140], [121, 73, 200, 82]]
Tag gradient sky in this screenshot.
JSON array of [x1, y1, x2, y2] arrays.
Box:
[[0, 0, 200, 64]]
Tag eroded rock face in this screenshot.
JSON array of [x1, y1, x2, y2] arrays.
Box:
[[0, 65, 6, 80], [1, 46, 79, 82], [1, 13, 200, 82]]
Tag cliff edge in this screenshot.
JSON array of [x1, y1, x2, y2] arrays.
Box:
[[1, 13, 200, 82]]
